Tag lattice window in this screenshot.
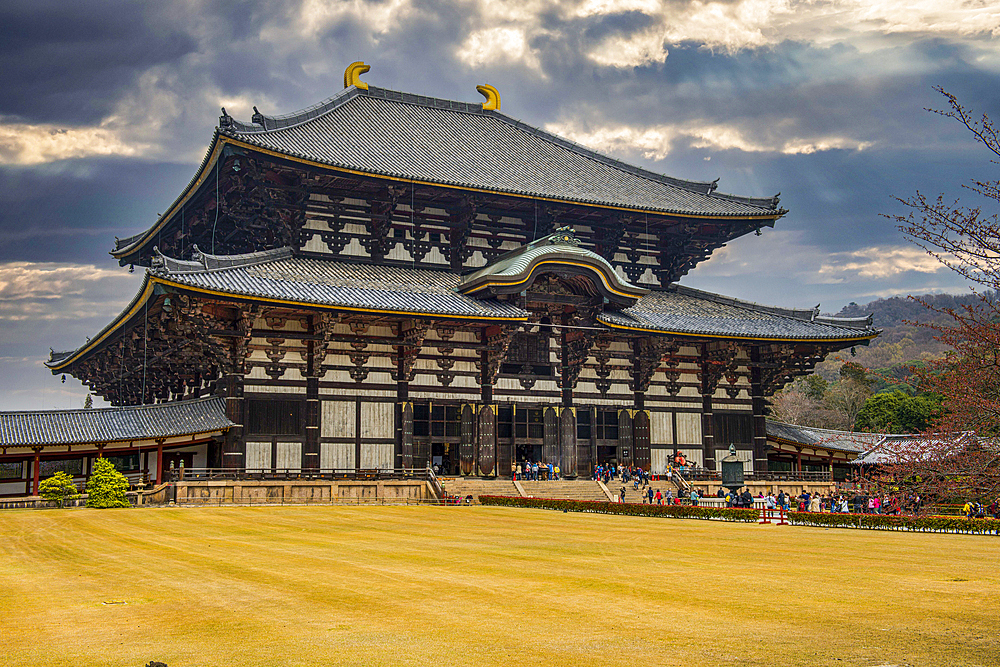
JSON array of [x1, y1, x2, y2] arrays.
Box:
[[247, 399, 302, 435]]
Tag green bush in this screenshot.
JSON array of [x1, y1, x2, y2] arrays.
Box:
[[479, 495, 759, 522], [85, 459, 130, 509], [787, 511, 999, 535], [38, 472, 79, 508]]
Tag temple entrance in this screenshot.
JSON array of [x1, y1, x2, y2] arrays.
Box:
[[512, 406, 544, 470], [597, 445, 617, 466], [414, 403, 461, 475]]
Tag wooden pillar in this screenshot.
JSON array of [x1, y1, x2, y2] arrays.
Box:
[[701, 394, 715, 471], [155, 439, 164, 485], [396, 329, 410, 470], [796, 447, 803, 473], [750, 345, 768, 474], [558, 316, 577, 477], [304, 317, 321, 473], [32, 447, 41, 496], [222, 369, 245, 471]]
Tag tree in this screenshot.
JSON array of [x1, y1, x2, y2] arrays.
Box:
[[38, 472, 79, 508], [83, 393, 93, 409], [825, 362, 873, 430], [86, 458, 130, 509], [854, 390, 943, 433], [884, 88, 1000, 504]]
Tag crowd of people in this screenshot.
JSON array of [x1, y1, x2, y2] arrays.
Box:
[[512, 461, 562, 481], [509, 460, 1000, 519]]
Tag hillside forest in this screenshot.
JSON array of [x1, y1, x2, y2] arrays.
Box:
[[767, 292, 991, 433]]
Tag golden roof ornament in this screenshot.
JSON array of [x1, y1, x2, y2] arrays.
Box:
[[476, 84, 500, 111], [344, 61, 370, 90]]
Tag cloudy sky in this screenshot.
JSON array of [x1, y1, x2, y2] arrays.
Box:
[[2, 0, 999, 410]]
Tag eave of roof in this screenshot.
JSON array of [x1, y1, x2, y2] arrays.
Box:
[[51, 248, 532, 372], [598, 286, 880, 343], [0, 397, 233, 447]]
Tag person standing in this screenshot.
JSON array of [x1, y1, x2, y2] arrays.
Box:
[[655, 489, 662, 505], [690, 489, 699, 506], [619, 486, 626, 503]]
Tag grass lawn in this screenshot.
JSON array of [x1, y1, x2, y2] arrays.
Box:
[[0, 505, 996, 667]]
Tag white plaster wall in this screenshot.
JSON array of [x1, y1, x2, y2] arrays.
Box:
[[651, 411, 672, 446], [322, 401, 356, 438], [675, 413, 702, 445], [321, 443, 355, 470], [360, 443, 394, 471], [276, 442, 302, 472], [246, 442, 271, 471], [360, 402, 394, 440], [650, 449, 671, 474]]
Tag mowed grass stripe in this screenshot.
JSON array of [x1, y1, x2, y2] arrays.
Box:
[[0, 505, 996, 667]]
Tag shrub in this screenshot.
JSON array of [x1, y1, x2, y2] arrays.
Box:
[[478, 495, 758, 522], [38, 472, 79, 508], [86, 459, 130, 509], [787, 511, 999, 535]]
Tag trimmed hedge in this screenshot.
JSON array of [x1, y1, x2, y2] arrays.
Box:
[[479, 495, 758, 522], [479, 495, 1000, 535], [787, 511, 1000, 535]]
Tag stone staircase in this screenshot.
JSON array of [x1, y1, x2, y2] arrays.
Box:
[[439, 478, 519, 504], [518, 479, 611, 503]]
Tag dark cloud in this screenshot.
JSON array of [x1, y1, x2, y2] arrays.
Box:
[[0, 2, 199, 124], [0, 160, 197, 262]]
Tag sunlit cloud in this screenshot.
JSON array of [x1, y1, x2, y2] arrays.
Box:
[[0, 262, 140, 321], [819, 246, 948, 280], [461, 0, 1000, 69], [457, 26, 543, 71], [0, 119, 147, 166], [546, 119, 872, 158]]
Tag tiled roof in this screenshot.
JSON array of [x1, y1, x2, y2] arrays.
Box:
[[152, 246, 528, 320], [222, 85, 783, 218], [766, 421, 883, 454], [598, 285, 879, 341], [0, 397, 232, 447]]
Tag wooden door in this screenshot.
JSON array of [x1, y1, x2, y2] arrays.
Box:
[[543, 407, 559, 465], [634, 410, 651, 472], [478, 405, 496, 476], [618, 409, 633, 465], [460, 404, 476, 476]]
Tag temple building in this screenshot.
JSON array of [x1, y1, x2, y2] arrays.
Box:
[[21, 63, 876, 489]]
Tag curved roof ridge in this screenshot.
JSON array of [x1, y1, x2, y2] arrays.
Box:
[[668, 284, 820, 321], [151, 245, 293, 275], [0, 395, 223, 418], [221, 87, 362, 133], [767, 420, 878, 438]]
